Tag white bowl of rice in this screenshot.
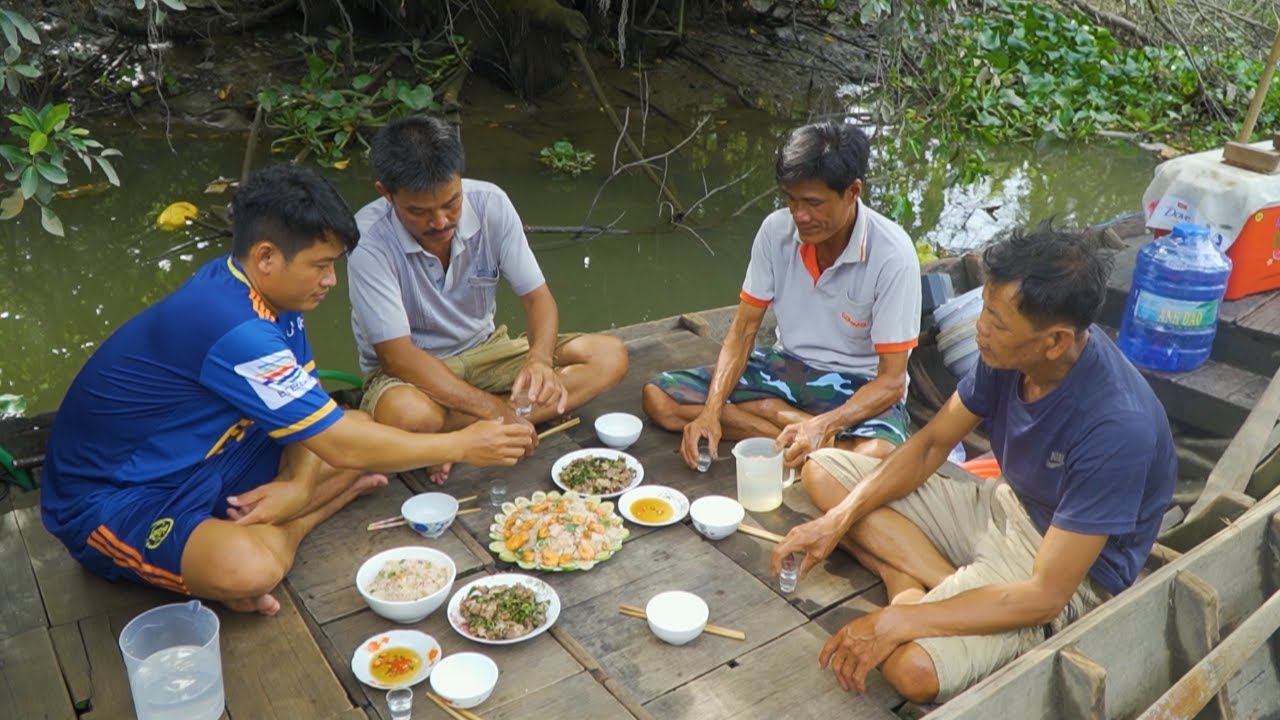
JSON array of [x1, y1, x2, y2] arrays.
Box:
[[356, 546, 457, 624]]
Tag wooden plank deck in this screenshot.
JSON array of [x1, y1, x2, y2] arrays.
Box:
[[0, 319, 903, 719]]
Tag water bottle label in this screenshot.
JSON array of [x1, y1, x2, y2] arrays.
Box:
[[1134, 290, 1220, 328]]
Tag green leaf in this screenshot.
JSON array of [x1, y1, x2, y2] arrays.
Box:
[[69, 127, 90, 136], [12, 64, 38, 78], [35, 161, 66, 184], [19, 164, 37, 199], [39, 205, 63, 236], [397, 83, 434, 111], [134, 0, 145, 8], [46, 103, 70, 132], [0, 188, 21, 220], [94, 156, 120, 186], [0, 10, 40, 44], [159, 0, 187, 9], [100, 148, 122, 157], [3, 45, 18, 64], [0, 144, 26, 167], [318, 90, 344, 108], [351, 74, 373, 90], [0, 17, 17, 50], [27, 130, 46, 155]]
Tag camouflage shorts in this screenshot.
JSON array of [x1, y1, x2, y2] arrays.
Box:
[[648, 346, 910, 445]]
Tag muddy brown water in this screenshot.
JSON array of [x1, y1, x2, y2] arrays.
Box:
[[0, 87, 1157, 413]]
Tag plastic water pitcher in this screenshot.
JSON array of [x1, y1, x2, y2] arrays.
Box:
[[732, 438, 798, 513], [118, 600, 225, 720], [1118, 223, 1231, 372]]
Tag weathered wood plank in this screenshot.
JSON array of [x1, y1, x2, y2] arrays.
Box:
[[1160, 492, 1255, 553], [548, 625, 654, 720], [0, 500, 46, 640], [552, 525, 806, 703], [1186, 364, 1280, 520], [14, 502, 178, 627], [321, 601, 582, 719], [219, 589, 354, 719], [1055, 646, 1106, 720], [0, 627, 77, 720], [485, 670, 640, 720], [1169, 571, 1229, 720], [49, 621, 93, 710], [79, 611, 139, 720], [289, 479, 485, 625], [644, 623, 899, 719]]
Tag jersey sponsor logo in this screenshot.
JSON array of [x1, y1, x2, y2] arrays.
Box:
[[1046, 451, 1065, 469], [234, 349, 317, 410], [146, 518, 174, 549], [841, 311, 869, 329]]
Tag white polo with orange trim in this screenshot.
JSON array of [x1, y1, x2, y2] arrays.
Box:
[[739, 199, 921, 380]]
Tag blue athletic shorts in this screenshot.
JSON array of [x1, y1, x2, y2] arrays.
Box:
[[67, 426, 282, 594]]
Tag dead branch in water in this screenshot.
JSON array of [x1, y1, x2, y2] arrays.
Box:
[[581, 113, 711, 226], [525, 225, 629, 235]]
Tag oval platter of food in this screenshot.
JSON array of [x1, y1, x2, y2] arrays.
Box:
[[350, 629, 441, 689], [488, 490, 629, 571], [550, 448, 644, 499], [446, 572, 562, 645]]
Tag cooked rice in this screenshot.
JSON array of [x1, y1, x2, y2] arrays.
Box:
[[367, 558, 450, 601]]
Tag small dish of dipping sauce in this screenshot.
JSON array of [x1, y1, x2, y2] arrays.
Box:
[[618, 486, 689, 527]]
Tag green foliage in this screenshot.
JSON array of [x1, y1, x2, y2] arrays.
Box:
[[539, 140, 595, 176], [0, 11, 122, 236], [257, 35, 447, 168]]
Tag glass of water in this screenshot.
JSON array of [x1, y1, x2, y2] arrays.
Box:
[[386, 687, 412, 720], [512, 389, 533, 417], [489, 478, 508, 507]]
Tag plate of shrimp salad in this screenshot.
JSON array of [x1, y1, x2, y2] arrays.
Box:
[[488, 490, 629, 571]]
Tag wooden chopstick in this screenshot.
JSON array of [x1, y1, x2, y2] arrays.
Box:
[[737, 524, 786, 544], [424, 690, 469, 720], [618, 604, 747, 641], [537, 416, 581, 440], [457, 507, 483, 516], [455, 494, 477, 504], [366, 503, 485, 531]]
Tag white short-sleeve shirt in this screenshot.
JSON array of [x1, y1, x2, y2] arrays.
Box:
[[740, 199, 921, 379], [348, 179, 546, 372]]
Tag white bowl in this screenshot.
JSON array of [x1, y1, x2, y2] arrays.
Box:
[[646, 590, 708, 646], [618, 485, 689, 527], [551, 448, 645, 498], [350, 629, 442, 689], [429, 652, 498, 709], [356, 546, 457, 624], [401, 492, 459, 539], [594, 412, 643, 449], [689, 495, 745, 540]]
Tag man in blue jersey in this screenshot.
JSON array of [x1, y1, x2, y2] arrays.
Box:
[[772, 224, 1176, 702], [42, 165, 534, 615]]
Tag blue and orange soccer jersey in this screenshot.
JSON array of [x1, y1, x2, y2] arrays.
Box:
[[41, 255, 344, 590]]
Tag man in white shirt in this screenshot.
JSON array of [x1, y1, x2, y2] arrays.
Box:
[[348, 116, 629, 482], [642, 121, 921, 468]]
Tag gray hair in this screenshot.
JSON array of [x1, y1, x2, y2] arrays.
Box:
[[775, 121, 870, 193]]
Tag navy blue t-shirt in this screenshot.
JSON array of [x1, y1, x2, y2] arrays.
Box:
[[957, 326, 1176, 594]]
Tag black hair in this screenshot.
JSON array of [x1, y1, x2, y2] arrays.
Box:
[[775, 120, 871, 194], [371, 115, 465, 194], [982, 221, 1112, 331], [231, 164, 359, 260]]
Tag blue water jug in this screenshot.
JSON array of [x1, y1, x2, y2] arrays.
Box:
[[1118, 223, 1231, 372]]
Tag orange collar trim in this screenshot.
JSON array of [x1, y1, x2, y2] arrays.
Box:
[[226, 257, 277, 322]]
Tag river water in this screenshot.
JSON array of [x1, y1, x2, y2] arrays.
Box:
[[0, 94, 1157, 413]]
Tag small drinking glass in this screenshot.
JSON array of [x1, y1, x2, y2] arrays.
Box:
[[695, 440, 713, 473], [489, 478, 508, 507], [386, 687, 412, 720], [513, 389, 532, 417], [778, 553, 799, 594]]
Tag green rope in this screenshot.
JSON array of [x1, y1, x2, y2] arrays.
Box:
[[0, 444, 33, 491], [317, 368, 363, 389]]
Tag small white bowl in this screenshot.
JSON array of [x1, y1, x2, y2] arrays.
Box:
[[350, 629, 442, 689], [401, 492, 459, 539], [429, 652, 499, 709], [618, 485, 689, 527], [645, 590, 708, 646], [356, 546, 457, 624], [689, 495, 745, 540], [594, 412, 643, 449]]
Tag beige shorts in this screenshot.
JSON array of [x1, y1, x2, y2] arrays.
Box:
[[360, 325, 581, 414], [808, 449, 1109, 702]]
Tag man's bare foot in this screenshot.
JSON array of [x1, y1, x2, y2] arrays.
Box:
[[428, 463, 452, 485], [891, 588, 926, 605], [354, 473, 389, 495], [223, 593, 281, 616]]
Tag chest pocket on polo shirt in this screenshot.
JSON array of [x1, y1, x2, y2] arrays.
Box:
[[839, 299, 874, 342], [467, 267, 500, 315]]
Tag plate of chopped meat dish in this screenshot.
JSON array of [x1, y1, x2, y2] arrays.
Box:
[[489, 490, 629, 571], [446, 573, 561, 645], [551, 448, 643, 498]]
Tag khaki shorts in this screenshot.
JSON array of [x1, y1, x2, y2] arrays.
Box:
[[360, 325, 581, 414], [809, 449, 1110, 702]]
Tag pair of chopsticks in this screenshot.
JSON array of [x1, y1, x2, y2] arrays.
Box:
[[365, 495, 481, 532], [618, 603, 747, 641], [736, 524, 786, 544], [425, 690, 485, 720], [537, 416, 580, 439]]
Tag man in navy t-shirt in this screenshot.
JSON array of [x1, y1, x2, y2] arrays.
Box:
[[42, 165, 533, 616], [772, 223, 1176, 703]]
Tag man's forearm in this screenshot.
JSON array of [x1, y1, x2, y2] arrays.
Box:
[[703, 327, 757, 415], [885, 581, 1068, 644], [383, 349, 507, 420], [822, 376, 904, 431], [307, 416, 464, 472]]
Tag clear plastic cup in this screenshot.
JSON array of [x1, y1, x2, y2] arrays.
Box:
[[386, 687, 412, 720], [489, 478, 508, 507], [118, 600, 224, 720]]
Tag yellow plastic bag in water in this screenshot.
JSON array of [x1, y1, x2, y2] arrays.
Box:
[[156, 201, 199, 230]]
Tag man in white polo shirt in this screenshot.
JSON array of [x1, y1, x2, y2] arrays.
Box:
[[348, 116, 629, 482], [642, 121, 920, 467]]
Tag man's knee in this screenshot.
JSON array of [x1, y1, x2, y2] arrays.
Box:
[[800, 459, 849, 512], [589, 334, 629, 383], [882, 643, 940, 704], [641, 383, 683, 431], [373, 386, 447, 433], [185, 529, 287, 599]]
